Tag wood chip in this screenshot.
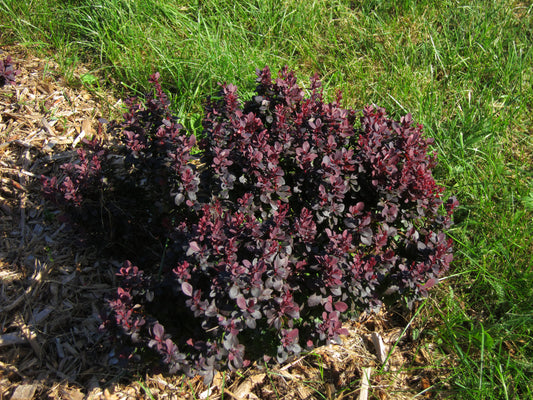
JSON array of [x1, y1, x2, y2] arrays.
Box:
[[358, 367, 372, 400], [59, 387, 85, 400], [30, 305, 54, 325], [227, 382, 260, 400], [0, 332, 26, 347], [72, 118, 93, 148], [296, 383, 314, 399], [11, 384, 39, 400], [371, 332, 387, 364], [14, 318, 43, 361], [40, 118, 54, 135]]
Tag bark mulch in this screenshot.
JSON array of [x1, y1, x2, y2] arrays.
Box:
[[1, 43, 452, 399]]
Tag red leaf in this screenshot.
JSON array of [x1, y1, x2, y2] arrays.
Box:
[[236, 296, 247, 310], [424, 278, 438, 289], [334, 301, 348, 312]]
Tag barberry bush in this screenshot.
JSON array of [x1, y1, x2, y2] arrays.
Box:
[[41, 66, 457, 382]]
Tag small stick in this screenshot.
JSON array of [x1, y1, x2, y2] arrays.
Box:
[[371, 332, 387, 364], [358, 367, 372, 400], [0, 333, 26, 347]]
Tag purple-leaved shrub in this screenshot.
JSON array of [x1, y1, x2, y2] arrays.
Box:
[[41, 67, 457, 382]]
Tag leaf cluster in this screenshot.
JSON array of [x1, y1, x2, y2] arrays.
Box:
[[0, 55, 20, 87]]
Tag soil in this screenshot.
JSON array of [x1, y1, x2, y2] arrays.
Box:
[[0, 43, 452, 399]]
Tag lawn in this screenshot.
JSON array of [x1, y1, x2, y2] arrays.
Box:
[[1, 0, 532, 398]]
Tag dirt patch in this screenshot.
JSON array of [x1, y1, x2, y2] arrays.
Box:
[[1, 43, 452, 399]]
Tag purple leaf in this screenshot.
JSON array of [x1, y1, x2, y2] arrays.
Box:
[[236, 296, 247, 310], [334, 301, 348, 312], [307, 294, 322, 307], [423, 278, 438, 289], [181, 282, 193, 296], [153, 323, 164, 339]]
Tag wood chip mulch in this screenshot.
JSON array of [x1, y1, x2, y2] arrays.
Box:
[[1, 43, 453, 399]]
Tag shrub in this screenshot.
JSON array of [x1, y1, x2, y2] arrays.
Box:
[[41, 67, 457, 382]]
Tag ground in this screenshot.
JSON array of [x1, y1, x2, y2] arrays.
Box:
[[1, 43, 452, 400]]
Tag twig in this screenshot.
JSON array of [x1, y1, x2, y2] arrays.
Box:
[[371, 332, 387, 364], [358, 367, 372, 400], [280, 355, 306, 371], [0, 333, 27, 347], [1, 287, 32, 313], [13, 314, 43, 360]]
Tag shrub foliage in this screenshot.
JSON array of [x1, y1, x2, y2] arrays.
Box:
[[0, 55, 20, 86], [41, 67, 457, 381]]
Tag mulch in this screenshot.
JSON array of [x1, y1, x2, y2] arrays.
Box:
[[0, 43, 452, 399]]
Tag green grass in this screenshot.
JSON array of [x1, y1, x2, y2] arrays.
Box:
[[1, 0, 532, 398]]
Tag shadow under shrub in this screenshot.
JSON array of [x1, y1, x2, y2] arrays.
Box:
[[41, 66, 457, 382]]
